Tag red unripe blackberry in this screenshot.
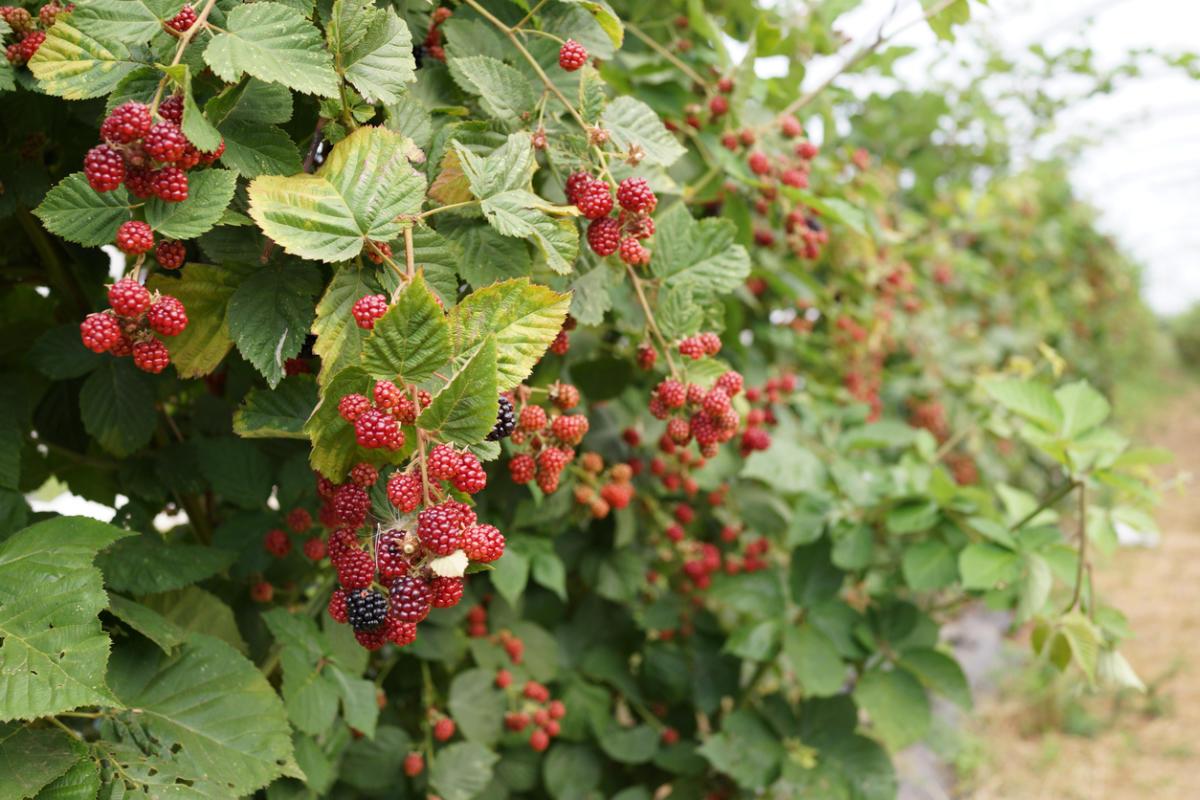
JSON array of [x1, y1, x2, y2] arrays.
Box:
[[386, 471, 422, 512], [506, 712, 530, 731], [518, 404, 547, 432], [155, 239, 186, 269], [151, 166, 188, 202], [328, 588, 349, 623], [433, 717, 456, 742], [432, 6, 452, 24], [109, 334, 133, 358], [508, 453, 535, 484], [167, 4, 197, 32], [796, 140, 819, 159], [417, 502, 466, 555], [403, 752, 424, 777], [84, 145, 126, 192], [430, 577, 464, 608], [575, 181, 613, 219], [352, 294, 388, 329], [39, 2, 64, 27], [523, 681, 550, 702], [587, 216, 621, 256], [355, 408, 404, 450], [551, 383, 580, 410], [618, 237, 650, 266], [781, 169, 808, 189], [338, 393, 371, 422], [427, 443, 461, 480], [716, 371, 743, 396], [198, 140, 225, 165], [101, 102, 152, 144], [144, 122, 189, 163], [699, 331, 722, 354], [147, 295, 188, 336], [656, 379, 686, 409], [302, 536, 326, 561], [549, 329, 570, 355], [354, 628, 387, 650], [621, 211, 655, 240], [336, 547, 375, 589], [286, 507, 311, 533], [565, 171, 593, 204], [709, 95, 729, 116], [551, 414, 589, 445], [721, 132, 739, 151], [264, 528, 291, 557], [114, 221, 154, 256], [376, 529, 412, 579], [616, 177, 657, 213], [80, 313, 122, 353], [345, 588, 388, 632], [159, 93, 185, 125], [387, 615, 418, 645], [667, 418, 691, 444], [391, 393, 418, 424], [558, 39, 588, 71], [780, 114, 803, 138], [364, 240, 392, 264], [124, 167, 155, 199], [533, 708, 551, 727], [495, 668, 512, 688], [747, 151, 770, 175], [636, 342, 657, 370], [702, 388, 731, 417], [250, 581, 273, 603], [463, 523, 504, 562], [333, 482, 371, 527], [349, 462, 378, 487], [451, 452, 486, 494], [132, 338, 171, 373], [174, 143, 201, 171], [389, 575, 432, 622]]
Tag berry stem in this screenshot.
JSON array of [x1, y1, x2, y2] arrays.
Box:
[[625, 264, 680, 378], [627, 23, 709, 92], [403, 225, 415, 279], [1066, 479, 1090, 616], [511, 0, 548, 30], [150, 0, 220, 115], [411, 389, 432, 506], [417, 199, 481, 219]]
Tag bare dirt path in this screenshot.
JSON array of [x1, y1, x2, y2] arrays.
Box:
[[971, 391, 1200, 799]]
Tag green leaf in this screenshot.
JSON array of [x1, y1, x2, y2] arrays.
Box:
[[925, 0, 971, 40], [598, 723, 659, 764], [312, 264, 385, 384], [305, 366, 373, 480], [139, 587, 248, 653], [33, 173, 129, 246], [531, 550, 568, 601], [490, 545, 529, 607], [602, 96, 687, 167], [448, 55, 537, 123], [329, 665, 379, 738], [900, 649, 972, 710], [455, 133, 536, 199], [278, 645, 339, 735], [146, 169, 238, 240], [329, 0, 416, 105], [417, 340, 498, 446], [1054, 380, 1110, 437], [725, 618, 780, 661], [30, 752, 99, 800], [958, 543, 1020, 590], [197, 436, 274, 509], [901, 540, 958, 590], [783, 624, 845, 697], [1059, 612, 1102, 681], [0, 517, 132, 721], [248, 125, 425, 262], [107, 633, 298, 794], [651, 204, 750, 293], [79, 358, 155, 457], [148, 263, 251, 377], [161, 63, 222, 153], [543, 743, 602, 799], [553, 0, 624, 48], [480, 190, 579, 274], [656, 284, 704, 340], [448, 278, 571, 391], [69, 0, 177, 44], [405, 227, 461, 304], [853, 666, 930, 750], [234, 375, 318, 439], [338, 725, 409, 791], [447, 668, 506, 746], [361, 272, 451, 384], [97, 536, 236, 595], [204, 2, 339, 97], [885, 500, 939, 534], [206, 77, 295, 126], [697, 709, 782, 789], [0, 724, 82, 800], [429, 742, 499, 800], [107, 594, 185, 654], [980, 377, 1062, 431], [219, 120, 304, 178], [227, 263, 322, 388], [28, 19, 141, 99]]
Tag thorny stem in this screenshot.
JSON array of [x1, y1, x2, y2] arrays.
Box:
[[150, 0, 221, 114], [628, 23, 709, 90], [625, 265, 679, 378]]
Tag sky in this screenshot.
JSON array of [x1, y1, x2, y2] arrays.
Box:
[[776, 0, 1200, 315]]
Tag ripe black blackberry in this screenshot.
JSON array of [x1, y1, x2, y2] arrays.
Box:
[[486, 396, 516, 441], [346, 589, 389, 632]]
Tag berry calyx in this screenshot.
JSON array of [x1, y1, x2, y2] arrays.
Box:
[[352, 294, 388, 330], [558, 39, 588, 71], [114, 221, 154, 256]]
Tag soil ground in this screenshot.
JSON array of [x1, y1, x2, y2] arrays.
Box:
[[968, 388, 1200, 799]]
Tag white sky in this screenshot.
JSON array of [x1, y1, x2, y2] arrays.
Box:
[[759, 0, 1200, 315]]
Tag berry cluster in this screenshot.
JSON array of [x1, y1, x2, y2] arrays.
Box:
[[1, 3, 64, 66], [502, 679, 567, 752], [79, 278, 187, 373], [83, 100, 224, 252], [677, 331, 722, 360], [647, 371, 743, 459], [420, 5, 452, 61], [569, 174, 658, 265], [262, 507, 325, 562], [504, 383, 589, 494], [571, 454, 635, 519], [338, 379, 427, 452]]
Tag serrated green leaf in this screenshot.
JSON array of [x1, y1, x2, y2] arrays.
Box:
[[146, 169, 237, 240], [979, 377, 1062, 430], [279, 646, 339, 734], [68, 0, 177, 44], [406, 227, 462, 304], [448, 55, 537, 123], [361, 272, 451, 384], [234, 375, 318, 439], [28, 19, 141, 99], [448, 278, 571, 391], [79, 358, 156, 457], [30, 751, 99, 800], [330, 0, 416, 105], [97, 536, 236, 595], [598, 723, 659, 764], [305, 366, 372, 480], [218, 119, 304, 178], [455, 133, 535, 199], [478, 190, 579, 274], [602, 96, 686, 167], [447, 668, 506, 746], [0, 517, 132, 721], [656, 284, 704, 340], [227, 263, 322, 387], [148, 263, 251, 377], [204, 2, 339, 97], [0, 724, 82, 800], [33, 173, 129, 246], [107, 633, 298, 794], [697, 709, 782, 789], [417, 340, 498, 446], [312, 264, 384, 384], [444, 221, 532, 288], [430, 742, 499, 800], [553, 0, 624, 47], [139, 587, 248, 654], [161, 63, 223, 153], [651, 204, 750, 293], [206, 78, 295, 126], [197, 436, 274, 509], [248, 125, 425, 262], [783, 624, 845, 697], [106, 594, 185, 654], [853, 666, 930, 750]]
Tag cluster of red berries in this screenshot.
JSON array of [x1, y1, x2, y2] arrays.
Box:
[[907, 397, 949, 443], [677, 331, 721, 360], [78, 278, 187, 373], [571, 454, 635, 519], [338, 378, 429, 452], [420, 5, 452, 61], [83, 99, 224, 247], [737, 374, 796, 456], [263, 507, 326, 562], [504, 384, 588, 494], [569, 174, 658, 265], [1, 3, 65, 66], [384, 441, 489, 512], [647, 371, 743, 458], [500, 677, 567, 752]]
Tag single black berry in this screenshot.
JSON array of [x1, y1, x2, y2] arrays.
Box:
[[346, 588, 388, 632], [486, 396, 516, 441]]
